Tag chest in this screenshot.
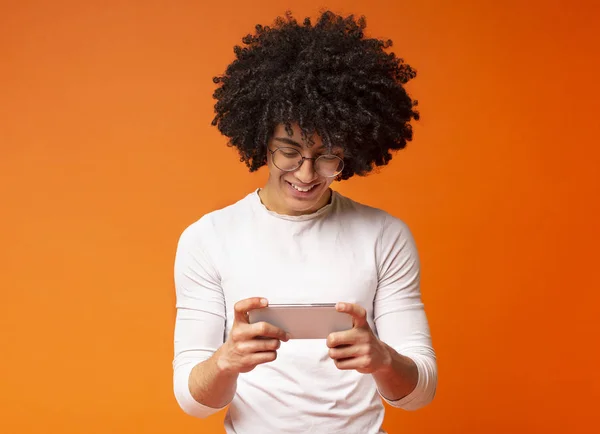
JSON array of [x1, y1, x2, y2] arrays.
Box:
[[218, 221, 380, 319]]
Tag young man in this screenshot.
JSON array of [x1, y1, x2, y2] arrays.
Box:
[[173, 10, 437, 433]]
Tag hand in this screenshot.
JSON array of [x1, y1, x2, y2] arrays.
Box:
[[216, 297, 290, 375], [327, 302, 392, 374]]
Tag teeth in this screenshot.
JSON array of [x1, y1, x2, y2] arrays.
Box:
[[291, 183, 315, 192]]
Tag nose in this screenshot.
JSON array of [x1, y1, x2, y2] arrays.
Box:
[[294, 158, 319, 184]]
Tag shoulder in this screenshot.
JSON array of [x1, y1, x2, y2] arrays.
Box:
[[334, 191, 405, 225], [333, 191, 414, 240], [334, 191, 385, 219], [177, 191, 256, 248]]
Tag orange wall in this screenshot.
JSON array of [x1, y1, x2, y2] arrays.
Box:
[[1, 1, 598, 433]]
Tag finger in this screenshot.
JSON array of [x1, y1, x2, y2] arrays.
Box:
[[237, 338, 281, 354], [249, 321, 290, 341], [333, 355, 373, 371], [329, 343, 365, 360], [246, 351, 278, 367], [336, 302, 367, 328], [230, 322, 289, 343], [234, 297, 268, 323], [327, 328, 361, 348]]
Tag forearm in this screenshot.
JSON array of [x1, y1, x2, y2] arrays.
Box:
[[372, 342, 419, 401], [188, 347, 239, 409]]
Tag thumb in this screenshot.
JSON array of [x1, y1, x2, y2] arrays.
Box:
[[234, 297, 268, 323]]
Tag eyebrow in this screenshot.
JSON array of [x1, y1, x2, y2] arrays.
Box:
[[273, 136, 329, 153], [273, 137, 303, 147]]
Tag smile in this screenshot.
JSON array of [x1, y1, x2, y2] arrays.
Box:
[[288, 182, 318, 192]]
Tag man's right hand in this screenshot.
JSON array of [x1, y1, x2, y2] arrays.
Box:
[[216, 297, 290, 375]]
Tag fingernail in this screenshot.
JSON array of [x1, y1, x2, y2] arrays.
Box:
[[260, 298, 268, 306], [337, 302, 345, 310], [286, 333, 292, 341]]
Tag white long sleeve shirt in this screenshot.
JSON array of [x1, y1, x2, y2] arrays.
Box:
[[173, 189, 437, 433]]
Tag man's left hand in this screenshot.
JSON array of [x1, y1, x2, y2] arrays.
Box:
[[327, 302, 392, 374]]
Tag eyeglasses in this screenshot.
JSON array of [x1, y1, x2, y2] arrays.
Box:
[[268, 147, 344, 178]]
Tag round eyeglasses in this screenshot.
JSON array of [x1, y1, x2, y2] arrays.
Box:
[[268, 147, 344, 178]]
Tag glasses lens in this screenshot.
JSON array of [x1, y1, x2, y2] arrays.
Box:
[[315, 155, 344, 177], [271, 148, 344, 178], [272, 148, 302, 171]]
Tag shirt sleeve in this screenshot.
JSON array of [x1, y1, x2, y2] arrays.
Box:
[[373, 213, 438, 411], [172, 218, 228, 418]]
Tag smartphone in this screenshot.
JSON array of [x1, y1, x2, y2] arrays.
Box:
[[248, 303, 353, 339]]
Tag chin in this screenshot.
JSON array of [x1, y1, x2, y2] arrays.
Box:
[[280, 178, 331, 213]]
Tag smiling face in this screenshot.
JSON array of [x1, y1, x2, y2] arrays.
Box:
[[259, 123, 344, 216]]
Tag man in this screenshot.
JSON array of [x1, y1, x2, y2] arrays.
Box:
[[173, 10, 437, 433]]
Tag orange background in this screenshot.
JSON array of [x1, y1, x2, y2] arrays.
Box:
[[1, 0, 599, 433]]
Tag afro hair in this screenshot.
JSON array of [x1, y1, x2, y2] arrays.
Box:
[[211, 10, 420, 180]]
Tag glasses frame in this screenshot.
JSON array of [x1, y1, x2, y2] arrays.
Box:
[[268, 147, 344, 178]]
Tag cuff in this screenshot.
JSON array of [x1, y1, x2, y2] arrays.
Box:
[[379, 352, 437, 411], [173, 361, 229, 418]]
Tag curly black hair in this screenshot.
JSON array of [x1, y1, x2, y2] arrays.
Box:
[[211, 10, 419, 180]]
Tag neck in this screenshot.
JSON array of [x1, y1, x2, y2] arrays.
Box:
[[258, 185, 332, 216]]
